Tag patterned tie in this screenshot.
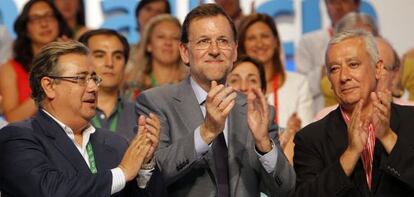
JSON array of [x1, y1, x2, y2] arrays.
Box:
[[340, 108, 375, 190], [361, 124, 375, 190]]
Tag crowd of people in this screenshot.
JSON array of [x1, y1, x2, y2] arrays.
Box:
[[0, 0, 413, 196]]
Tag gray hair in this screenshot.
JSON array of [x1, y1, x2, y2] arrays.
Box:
[[30, 40, 89, 105], [335, 12, 379, 36], [328, 29, 379, 64]]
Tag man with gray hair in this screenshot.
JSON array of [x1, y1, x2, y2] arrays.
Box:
[[0, 41, 161, 196], [293, 30, 414, 196]]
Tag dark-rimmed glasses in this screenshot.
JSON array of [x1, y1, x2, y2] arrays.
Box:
[[48, 75, 102, 87], [188, 38, 234, 50]]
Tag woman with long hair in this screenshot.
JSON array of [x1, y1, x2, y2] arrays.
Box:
[[53, 0, 87, 39], [237, 14, 314, 162], [124, 14, 187, 100], [0, 0, 71, 122]]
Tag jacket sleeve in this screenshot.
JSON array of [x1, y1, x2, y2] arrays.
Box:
[[0, 126, 113, 197], [260, 106, 296, 196], [135, 92, 204, 185], [292, 131, 355, 197]]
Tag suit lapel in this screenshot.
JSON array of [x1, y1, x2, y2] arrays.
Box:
[[326, 108, 368, 193], [228, 94, 248, 196], [327, 107, 348, 158], [172, 78, 205, 133], [371, 103, 401, 195], [90, 133, 115, 172], [34, 111, 91, 173]]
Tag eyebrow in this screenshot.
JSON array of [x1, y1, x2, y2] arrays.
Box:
[[113, 50, 125, 56], [92, 50, 124, 55], [326, 57, 359, 66], [74, 71, 96, 76], [246, 73, 259, 77]]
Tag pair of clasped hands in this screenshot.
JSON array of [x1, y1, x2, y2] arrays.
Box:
[[341, 72, 397, 175], [200, 81, 273, 154]]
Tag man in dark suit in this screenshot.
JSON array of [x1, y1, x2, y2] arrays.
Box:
[[293, 30, 414, 196], [136, 3, 295, 197], [0, 41, 161, 196]]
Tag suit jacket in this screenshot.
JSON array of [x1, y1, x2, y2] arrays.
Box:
[[292, 104, 414, 197], [0, 110, 150, 197], [136, 78, 295, 197]]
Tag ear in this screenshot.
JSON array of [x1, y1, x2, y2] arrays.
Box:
[[232, 42, 238, 62], [375, 59, 385, 80], [41, 77, 56, 100], [179, 42, 190, 65]]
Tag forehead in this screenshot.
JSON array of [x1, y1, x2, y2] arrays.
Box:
[[246, 21, 273, 35], [234, 62, 259, 73], [143, 1, 166, 10], [88, 34, 124, 51], [57, 53, 93, 74], [326, 37, 367, 61], [188, 15, 233, 39], [153, 20, 180, 32], [29, 1, 53, 15], [376, 39, 394, 66]]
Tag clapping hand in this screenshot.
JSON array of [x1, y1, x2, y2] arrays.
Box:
[[119, 115, 151, 181], [247, 87, 272, 153], [200, 81, 237, 144], [142, 113, 160, 164]]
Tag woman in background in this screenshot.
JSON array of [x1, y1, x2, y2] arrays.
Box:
[[227, 56, 298, 164], [124, 14, 187, 100], [238, 13, 314, 130], [53, 0, 87, 39], [127, 0, 171, 73], [0, 0, 71, 122]]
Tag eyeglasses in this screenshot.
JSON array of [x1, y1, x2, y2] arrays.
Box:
[[48, 75, 102, 87], [28, 13, 56, 25], [189, 38, 234, 50]]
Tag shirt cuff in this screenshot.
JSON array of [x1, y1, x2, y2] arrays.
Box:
[[256, 140, 278, 173], [194, 126, 210, 158], [111, 167, 126, 194]]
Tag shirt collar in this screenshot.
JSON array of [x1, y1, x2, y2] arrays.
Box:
[[190, 76, 208, 105], [42, 109, 96, 148]]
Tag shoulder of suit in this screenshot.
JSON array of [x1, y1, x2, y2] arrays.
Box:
[[392, 103, 414, 119], [297, 107, 337, 140], [0, 118, 36, 141], [139, 83, 179, 99]]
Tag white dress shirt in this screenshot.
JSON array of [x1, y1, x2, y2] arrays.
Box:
[[42, 110, 125, 194]]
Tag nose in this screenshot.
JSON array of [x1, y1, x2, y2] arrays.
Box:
[[208, 41, 220, 57], [256, 37, 264, 47], [240, 80, 248, 94], [104, 55, 113, 68], [86, 80, 99, 93], [39, 18, 49, 27], [339, 66, 351, 83], [164, 38, 174, 47]]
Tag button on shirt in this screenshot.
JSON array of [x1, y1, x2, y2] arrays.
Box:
[[190, 78, 278, 173], [42, 110, 126, 194]]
